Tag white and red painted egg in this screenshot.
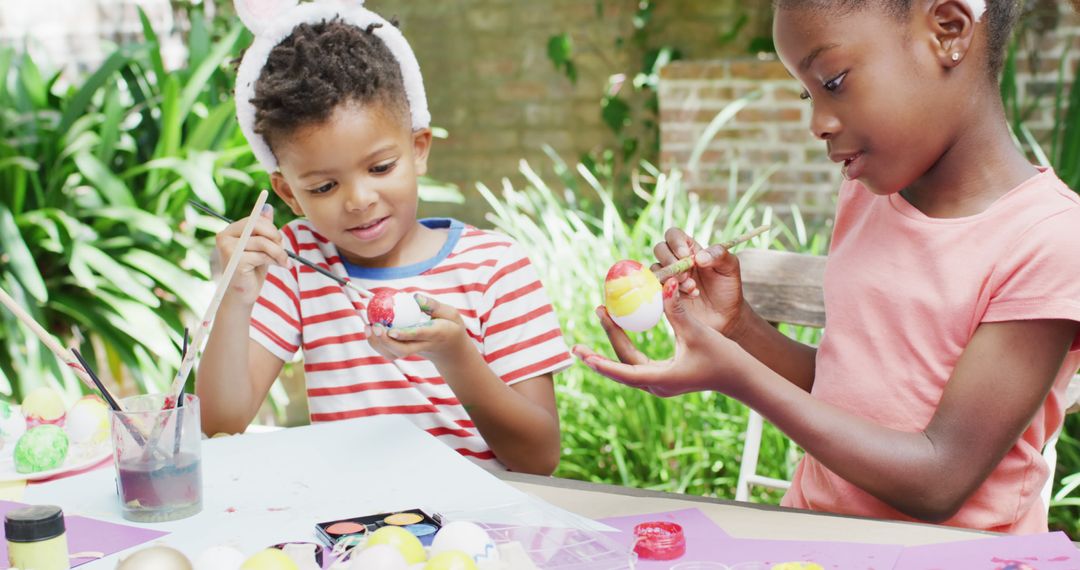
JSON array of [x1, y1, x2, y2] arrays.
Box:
[[603, 260, 664, 332], [366, 289, 432, 329]]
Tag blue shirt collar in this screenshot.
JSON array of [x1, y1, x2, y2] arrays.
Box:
[[338, 218, 464, 280]]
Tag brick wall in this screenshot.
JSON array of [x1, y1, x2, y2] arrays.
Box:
[[659, 59, 842, 217], [659, 3, 1080, 219], [364, 0, 756, 222]]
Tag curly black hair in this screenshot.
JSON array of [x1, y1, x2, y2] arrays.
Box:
[[773, 0, 1021, 79], [250, 18, 409, 148]]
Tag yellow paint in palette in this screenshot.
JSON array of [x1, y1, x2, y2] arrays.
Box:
[[385, 512, 424, 526]]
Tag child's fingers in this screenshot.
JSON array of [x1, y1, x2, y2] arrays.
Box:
[[233, 251, 278, 275], [219, 235, 282, 270], [655, 229, 700, 286], [571, 344, 664, 391], [366, 325, 408, 360], [253, 215, 284, 246], [595, 306, 650, 366], [385, 320, 440, 342], [663, 227, 702, 261], [244, 235, 289, 267], [653, 241, 679, 267], [660, 278, 709, 340], [694, 244, 740, 277], [413, 294, 461, 324], [219, 214, 282, 246]]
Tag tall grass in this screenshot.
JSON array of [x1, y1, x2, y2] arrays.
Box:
[[477, 150, 826, 500]]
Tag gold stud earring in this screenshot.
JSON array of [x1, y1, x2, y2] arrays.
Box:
[[951, 52, 961, 62]]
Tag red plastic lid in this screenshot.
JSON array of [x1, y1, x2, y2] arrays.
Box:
[[633, 521, 686, 560]]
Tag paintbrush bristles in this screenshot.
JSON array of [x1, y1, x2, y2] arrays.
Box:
[[652, 224, 771, 283]]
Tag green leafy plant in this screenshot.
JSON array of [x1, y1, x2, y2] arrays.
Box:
[[0, 13, 263, 403], [546, 1, 681, 196], [0, 11, 463, 415]]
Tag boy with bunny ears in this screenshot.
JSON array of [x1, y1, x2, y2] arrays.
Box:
[[196, 0, 572, 475]]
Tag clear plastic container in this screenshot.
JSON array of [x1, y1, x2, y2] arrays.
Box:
[[111, 394, 203, 522], [441, 501, 635, 569]]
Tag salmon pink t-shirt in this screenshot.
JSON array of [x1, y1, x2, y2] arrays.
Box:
[[781, 168, 1080, 533]]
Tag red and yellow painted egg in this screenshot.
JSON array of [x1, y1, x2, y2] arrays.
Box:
[[603, 260, 663, 332]]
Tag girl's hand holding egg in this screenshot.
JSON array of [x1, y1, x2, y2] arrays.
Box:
[[602, 225, 770, 333]]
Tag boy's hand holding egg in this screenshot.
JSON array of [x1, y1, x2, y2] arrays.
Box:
[[365, 291, 469, 364]]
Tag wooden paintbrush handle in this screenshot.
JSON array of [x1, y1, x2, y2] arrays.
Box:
[[0, 287, 98, 392], [167, 190, 269, 401]]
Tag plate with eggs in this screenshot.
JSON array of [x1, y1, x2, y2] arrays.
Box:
[[0, 387, 112, 482]]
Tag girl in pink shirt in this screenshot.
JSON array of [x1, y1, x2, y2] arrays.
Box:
[[575, 0, 1080, 533]]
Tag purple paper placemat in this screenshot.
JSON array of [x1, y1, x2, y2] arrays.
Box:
[[599, 508, 904, 569], [893, 531, 1079, 570], [0, 500, 168, 567]]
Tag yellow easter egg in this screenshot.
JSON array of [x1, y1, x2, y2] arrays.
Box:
[[365, 525, 427, 564], [425, 550, 478, 570], [21, 386, 66, 426], [240, 548, 299, 570], [771, 563, 824, 570]]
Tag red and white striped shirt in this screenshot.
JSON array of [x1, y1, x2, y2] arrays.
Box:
[[250, 218, 572, 469]]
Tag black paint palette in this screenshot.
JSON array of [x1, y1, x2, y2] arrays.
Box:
[[315, 508, 443, 549]]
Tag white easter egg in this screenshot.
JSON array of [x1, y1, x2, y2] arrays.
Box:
[[390, 293, 430, 328], [609, 290, 663, 332], [429, 521, 499, 564], [0, 400, 25, 451], [64, 396, 110, 445], [347, 544, 410, 570], [194, 545, 246, 570]]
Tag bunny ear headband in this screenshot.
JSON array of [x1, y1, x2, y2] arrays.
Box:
[[234, 0, 431, 173], [965, 0, 987, 22]]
